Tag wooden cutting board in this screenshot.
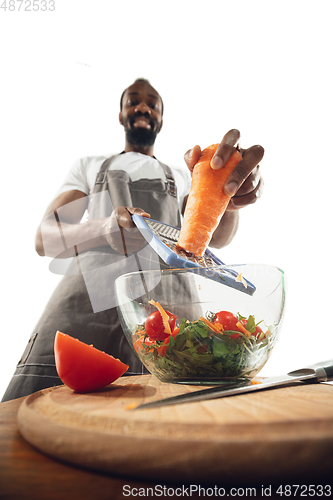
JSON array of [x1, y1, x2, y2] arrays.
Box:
[[17, 375, 333, 483]]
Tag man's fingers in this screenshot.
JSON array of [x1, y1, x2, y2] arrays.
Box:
[[115, 207, 150, 229], [224, 144, 264, 197], [106, 207, 150, 254], [228, 176, 265, 210], [184, 145, 201, 171], [231, 165, 261, 197], [211, 129, 240, 170]]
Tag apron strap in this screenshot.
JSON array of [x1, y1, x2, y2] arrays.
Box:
[[157, 160, 178, 198], [93, 153, 178, 198], [93, 155, 117, 190]]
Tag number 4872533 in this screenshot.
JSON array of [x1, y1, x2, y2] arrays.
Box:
[[0, 0, 55, 11], [276, 484, 332, 497]]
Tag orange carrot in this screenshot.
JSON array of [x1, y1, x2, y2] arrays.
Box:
[[199, 316, 223, 333], [148, 299, 172, 335], [235, 321, 251, 338], [177, 144, 242, 256], [171, 327, 180, 338]]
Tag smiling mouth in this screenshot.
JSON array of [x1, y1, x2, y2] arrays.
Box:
[[133, 117, 152, 129], [130, 112, 154, 131]]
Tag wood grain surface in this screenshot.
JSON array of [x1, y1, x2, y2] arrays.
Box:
[[17, 375, 333, 484], [0, 396, 205, 500]]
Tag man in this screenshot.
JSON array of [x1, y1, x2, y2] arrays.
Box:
[[1, 78, 264, 401]]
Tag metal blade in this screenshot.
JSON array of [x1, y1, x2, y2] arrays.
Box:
[[134, 371, 318, 410], [134, 379, 251, 410]]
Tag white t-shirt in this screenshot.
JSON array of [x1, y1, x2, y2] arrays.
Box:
[[57, 152, 192, 215]]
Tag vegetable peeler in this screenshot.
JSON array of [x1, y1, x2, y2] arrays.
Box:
[[131, 215, 256, 295]]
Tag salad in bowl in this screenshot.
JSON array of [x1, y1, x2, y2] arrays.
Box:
[[115, 264, 285, 384]]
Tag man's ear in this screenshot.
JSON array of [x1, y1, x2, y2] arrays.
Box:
[[119, 111, 123, 125], [158, 118, 163, 133]]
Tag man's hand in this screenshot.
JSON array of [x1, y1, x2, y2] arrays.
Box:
[[103, 207, 150, 255], [184, 129, 264, 211]]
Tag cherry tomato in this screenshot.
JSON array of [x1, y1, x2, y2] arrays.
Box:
[[241, 318, 263, 338], [254, 326, 264, 338], [214, 311, 242, 339], [145, 310, 177, 341]]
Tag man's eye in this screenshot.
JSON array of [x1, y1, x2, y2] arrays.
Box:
[[126, 99, 138, 107], [149, 102, 159, 110]]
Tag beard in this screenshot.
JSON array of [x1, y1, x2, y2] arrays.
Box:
[[123, 112, 161, 148], [125, 127, 157, 148]]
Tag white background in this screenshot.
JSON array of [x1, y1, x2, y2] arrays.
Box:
[[0, 0, 332, 398]]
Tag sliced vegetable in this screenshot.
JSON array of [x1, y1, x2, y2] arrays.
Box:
[[214, 311, 241, 339], [132, 307, 273, 381], [133, 335, 156, 354], [155, 337, 170, 358], [54, 331, 129, 393], [177, 144, 243, 256], [145, 300, 177, 340], [199, 316, 223, 333], [235, 321, 251, 338], [236, 273, 248, 289]]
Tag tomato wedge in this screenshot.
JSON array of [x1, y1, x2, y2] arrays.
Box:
[[54, 331, 129, 392]]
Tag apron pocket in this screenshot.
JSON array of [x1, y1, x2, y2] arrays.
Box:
[[17, 332, 38, 366]]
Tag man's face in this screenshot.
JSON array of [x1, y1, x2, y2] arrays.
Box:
[[119, 82, 163, 148]]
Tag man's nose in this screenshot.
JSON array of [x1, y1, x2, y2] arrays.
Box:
[[134, 101, 151, 114]]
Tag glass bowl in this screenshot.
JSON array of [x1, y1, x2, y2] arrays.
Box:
[[115, 264, 285, 385]]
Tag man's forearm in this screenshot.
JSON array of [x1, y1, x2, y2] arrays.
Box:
[[36, 207, 239, 258], [35, 216, 109, 258], [209, 211, 239, 249]]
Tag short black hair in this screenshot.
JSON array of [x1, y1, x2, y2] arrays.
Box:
[[120, 78, 164, 115]]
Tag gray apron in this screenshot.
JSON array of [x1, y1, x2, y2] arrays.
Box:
[[2, 153, 181, 401]]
